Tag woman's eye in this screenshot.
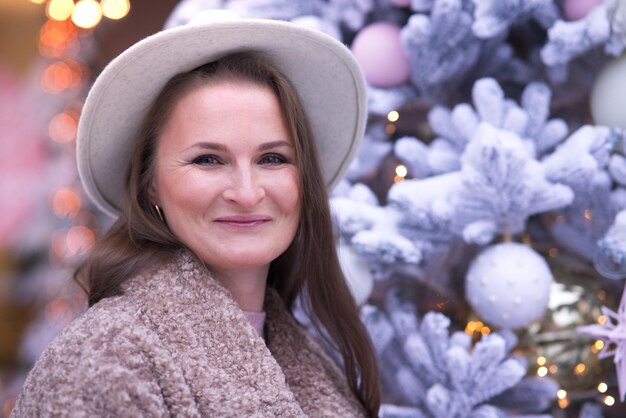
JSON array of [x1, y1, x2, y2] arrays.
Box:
[[192, 155, 221, 165], [259, 153, 288, 165]]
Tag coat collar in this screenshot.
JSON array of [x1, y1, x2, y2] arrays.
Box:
[[122, 251, 364, 417]]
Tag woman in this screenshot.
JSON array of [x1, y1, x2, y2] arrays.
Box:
[[13, 14, 380, 418]]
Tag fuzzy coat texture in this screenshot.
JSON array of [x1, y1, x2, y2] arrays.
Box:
[[12, 252, 365, 417]]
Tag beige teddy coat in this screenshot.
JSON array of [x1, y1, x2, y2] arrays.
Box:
[[12, 252, 365, 417]]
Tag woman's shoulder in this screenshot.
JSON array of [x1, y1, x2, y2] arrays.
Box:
[[12, 295, 168, 417]]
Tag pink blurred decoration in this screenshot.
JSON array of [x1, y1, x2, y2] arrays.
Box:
[[350, 22, 410, 88], [578, 285, 626, 401], [0, 64, 47, 248], [563, 0, 604, 20], [389, 0, 411, 6]]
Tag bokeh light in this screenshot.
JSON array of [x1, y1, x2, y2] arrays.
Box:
[[101, 0, 131, 20], [51, 188, 82, 218], [72, 0, 103, 29], [48, 111, 79, 143], [46, 0, 74, 21]]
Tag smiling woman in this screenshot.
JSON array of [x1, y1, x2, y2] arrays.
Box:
[[152, 78, 300, 312], [12, 13, 381, 418]]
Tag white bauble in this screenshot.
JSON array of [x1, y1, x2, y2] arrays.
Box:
[[590, 54, 626, 130], [338, 243, 374, 305], [466, 243, 553, 329]]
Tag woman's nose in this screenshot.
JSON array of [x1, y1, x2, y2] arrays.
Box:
[[221, 166, 266, 208]]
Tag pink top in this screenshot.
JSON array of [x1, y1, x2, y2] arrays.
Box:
[[243, 311, 266, 339]]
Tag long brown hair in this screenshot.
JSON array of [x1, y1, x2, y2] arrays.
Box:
[[75, 52, 380, 416]]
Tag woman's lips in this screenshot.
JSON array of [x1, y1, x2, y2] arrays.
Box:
[[214, 215, 272, 227]]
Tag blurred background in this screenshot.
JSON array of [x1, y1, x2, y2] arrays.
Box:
[[0, 1, 181, 414], [2, 1, 626, 417]]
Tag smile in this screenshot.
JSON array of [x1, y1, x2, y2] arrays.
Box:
[[214, 215, 272, 227]]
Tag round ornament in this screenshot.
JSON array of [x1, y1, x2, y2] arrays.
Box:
[[562, 0, 603, 21], [338, 243, 374, 305], [466, 243, 553, 329], [350, 22, 410, 88], [590, 54, 626, 130]]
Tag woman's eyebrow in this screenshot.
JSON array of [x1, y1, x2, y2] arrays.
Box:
[[192, 142, 228, 152], [258, 140, 293, 151], [188, 140, 292, 152]]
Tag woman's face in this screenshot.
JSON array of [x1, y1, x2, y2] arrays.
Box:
[[151, 80, 300, 279]]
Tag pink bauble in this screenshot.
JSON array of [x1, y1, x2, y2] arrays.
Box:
[[389, 0, 411, 6], [350, 22, 410, 88], [563, 0, 603, 21]]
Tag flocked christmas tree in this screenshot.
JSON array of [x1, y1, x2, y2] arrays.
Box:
[[10, 0, 626, 417], [171, 1, 626, 416]]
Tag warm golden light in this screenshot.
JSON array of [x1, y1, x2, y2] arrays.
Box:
[[47, 0, 74, 21], [598, 314, 607, 325], [537, 356, 546, 366], [604, 395, 615, 406], [39, 19, 79, 57], [537, 366, 548, 377], [598, 382, 608, 393], [30, 0, 46, 4], [72, 0, 103, 29], [393, 175, 405, 184], [395, 164, 408, 177], [49, 111, 78, 143], [574, 363, 586, 375], [385, 123, 396, 135], [480, 326, 490, 336], [584, 209, 592, 221], [558, 398, 569, 408], [465, 321, 477, 334], [387, 110, 400, 122], [51, 188, 82, 218], [101, 0, 131, 19], [549, 364, 558, 374], [594, 340, 605, 351], [557, 389, 567, 399], [41, 59, 84, 93], [66, 226, 96, 255]]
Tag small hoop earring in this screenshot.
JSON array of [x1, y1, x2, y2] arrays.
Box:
[[154, 204, 165, 223]]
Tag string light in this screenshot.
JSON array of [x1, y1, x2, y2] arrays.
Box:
[[598, 314, 607, 325], [584, 209, 592, 221], [51, 188, 82, 218], [574, 363, 586, 375], [549, 364, 558, 374], [557, 397, 569, 408], [598, 382, 608, 393], [536, 356, 546, 366], [537, 366, 548, 377], [46, 0, 74, 21], [393, 164, 407, 183], [387, 110, 399, 122], [557, 389, 567, 399], [101, 0, 131, 20], [604, 395, 615, 406], [49, 111, 79, 143], [72, 0, 103, 29], [592, 339, 605, 353], [41, 59, 84, 93], [39, 19, 78, 58], [66, 225, 96, 255]]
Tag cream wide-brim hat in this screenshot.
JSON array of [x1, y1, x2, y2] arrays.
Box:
[[77, 12, 367, 218]]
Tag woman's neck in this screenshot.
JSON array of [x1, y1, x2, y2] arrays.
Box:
[[209, 265, 269, 312]]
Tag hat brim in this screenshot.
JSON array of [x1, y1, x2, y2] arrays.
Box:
[[77, 18, 367, 218]]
